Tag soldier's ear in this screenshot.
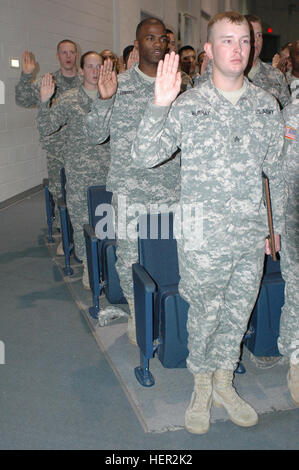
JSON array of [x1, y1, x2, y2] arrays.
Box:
[[79, 67, 84, 76], [204, 42, 213, 60], [134, 39, 139, 51]]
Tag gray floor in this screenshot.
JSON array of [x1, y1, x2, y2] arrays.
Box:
[[0, 190, 298, 451]]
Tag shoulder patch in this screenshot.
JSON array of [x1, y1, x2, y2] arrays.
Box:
[[285, 126, 296, 140]]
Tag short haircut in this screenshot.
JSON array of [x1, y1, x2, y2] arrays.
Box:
[[244, 14, 262, 27], [207, 11, 248, 41], [178, 45, 195, 57], [289, 40, 299, 63], [57, 39, 77, 52], [136, 18, 166, 40], [166, 29, 174, 34], [122, 45, 134, 66], [80, 51, 101, 69]]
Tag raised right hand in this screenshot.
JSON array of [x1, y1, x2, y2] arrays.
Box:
[[155, 51, 181, 107], [98, 58, 118, 100], [40, 73, 55, 102], [22, 50, 36, 75]]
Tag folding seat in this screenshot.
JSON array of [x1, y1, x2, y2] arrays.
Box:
[[83, 185, 126, 319], [43, 167, 66, 243], [58, 197, 77, 275], [133, 212, 189, 387], [245, 254, 285, 357], [43, 178, 55, 243]]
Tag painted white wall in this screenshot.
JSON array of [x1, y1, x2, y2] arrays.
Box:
[[0, 0, 113, 203]]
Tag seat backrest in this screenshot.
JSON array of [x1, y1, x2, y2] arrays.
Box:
[[138, 212, 180, 287], [87, 186, 114, 240], [60, 167, 67, 203]]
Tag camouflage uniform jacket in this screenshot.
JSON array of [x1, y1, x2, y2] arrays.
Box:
[[84, 63, 180, 206], [131, 77, 285, 239], [282, 81, 299, 246], [248, 58, 290, 109], [36, 85, 110, 182], [16, 69, 82, 152]]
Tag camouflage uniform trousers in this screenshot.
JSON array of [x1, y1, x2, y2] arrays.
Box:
[[278, 237, 299, 358], [177, 222, 265, 374], [46, 149, 64, 228], [66, 170, 107, 262]]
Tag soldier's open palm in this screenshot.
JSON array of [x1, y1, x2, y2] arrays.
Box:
[[98, 58, 118, 99], [155, 52, 181, 107], [40, 73, 55, 102], [22, 50, 36, 75]]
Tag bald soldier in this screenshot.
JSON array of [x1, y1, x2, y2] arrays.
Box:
[[131, 11, 285, 434], [15, 40, 81, 243], [84, 19, 180, 341]]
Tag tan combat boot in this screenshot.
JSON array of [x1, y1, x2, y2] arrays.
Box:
[[287, 360, 299, 406], [127, 299, 137, 346], [56, 240, 64, 256], [213, 369, 258, 427], [184, 372, 213, 434]]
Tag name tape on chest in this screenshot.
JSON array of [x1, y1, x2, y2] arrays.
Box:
[[119, 90, 135, 95], [191, 110, 210, 116], [256, 108, 274, 115]]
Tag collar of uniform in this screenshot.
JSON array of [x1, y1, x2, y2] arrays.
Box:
[[203, 75, 251, 107], [54, 69, 82, 86], [130, 63, 156, 89], [78, 84, 94, 111]]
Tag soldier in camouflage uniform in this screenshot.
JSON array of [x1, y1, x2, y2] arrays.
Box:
[[278, 80, 299, 406], [286, 40, 299, 89], [15, 40, 82, 233], [36, 52, 110, 288], [245, 15, 290, 109], [131, 12, 285, 433], [84, 18, 180, 341]]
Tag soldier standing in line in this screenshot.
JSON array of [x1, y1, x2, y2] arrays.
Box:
[[15, 40, 82, 251], [286, 40, 299, 89], [36, 52, 110, 288], [84, 18, 181, 342], [245, 15, 290, 109], [278, 79, 299, 406], [131, 11, 285, 434]]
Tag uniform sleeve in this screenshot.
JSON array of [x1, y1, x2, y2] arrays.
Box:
[[131, 101, 182, 168], [83, 96, 114, 144], [279, 73, 291, 109], [15, 72, 40, 108], [262, 105, 286, 234], [36, 97, 68, 138]]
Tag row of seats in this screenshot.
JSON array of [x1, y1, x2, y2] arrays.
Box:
[[43, 177, 285, 388]]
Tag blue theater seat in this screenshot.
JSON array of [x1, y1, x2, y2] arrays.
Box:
[[57, 168, 82, 276], [133, 212, 189, 387], [43, 168, 67, 243], [58, 198, 77, 276], [43, 178, 55, 243], [245, 254, 285, 357], [83, 185, 126, 319]]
